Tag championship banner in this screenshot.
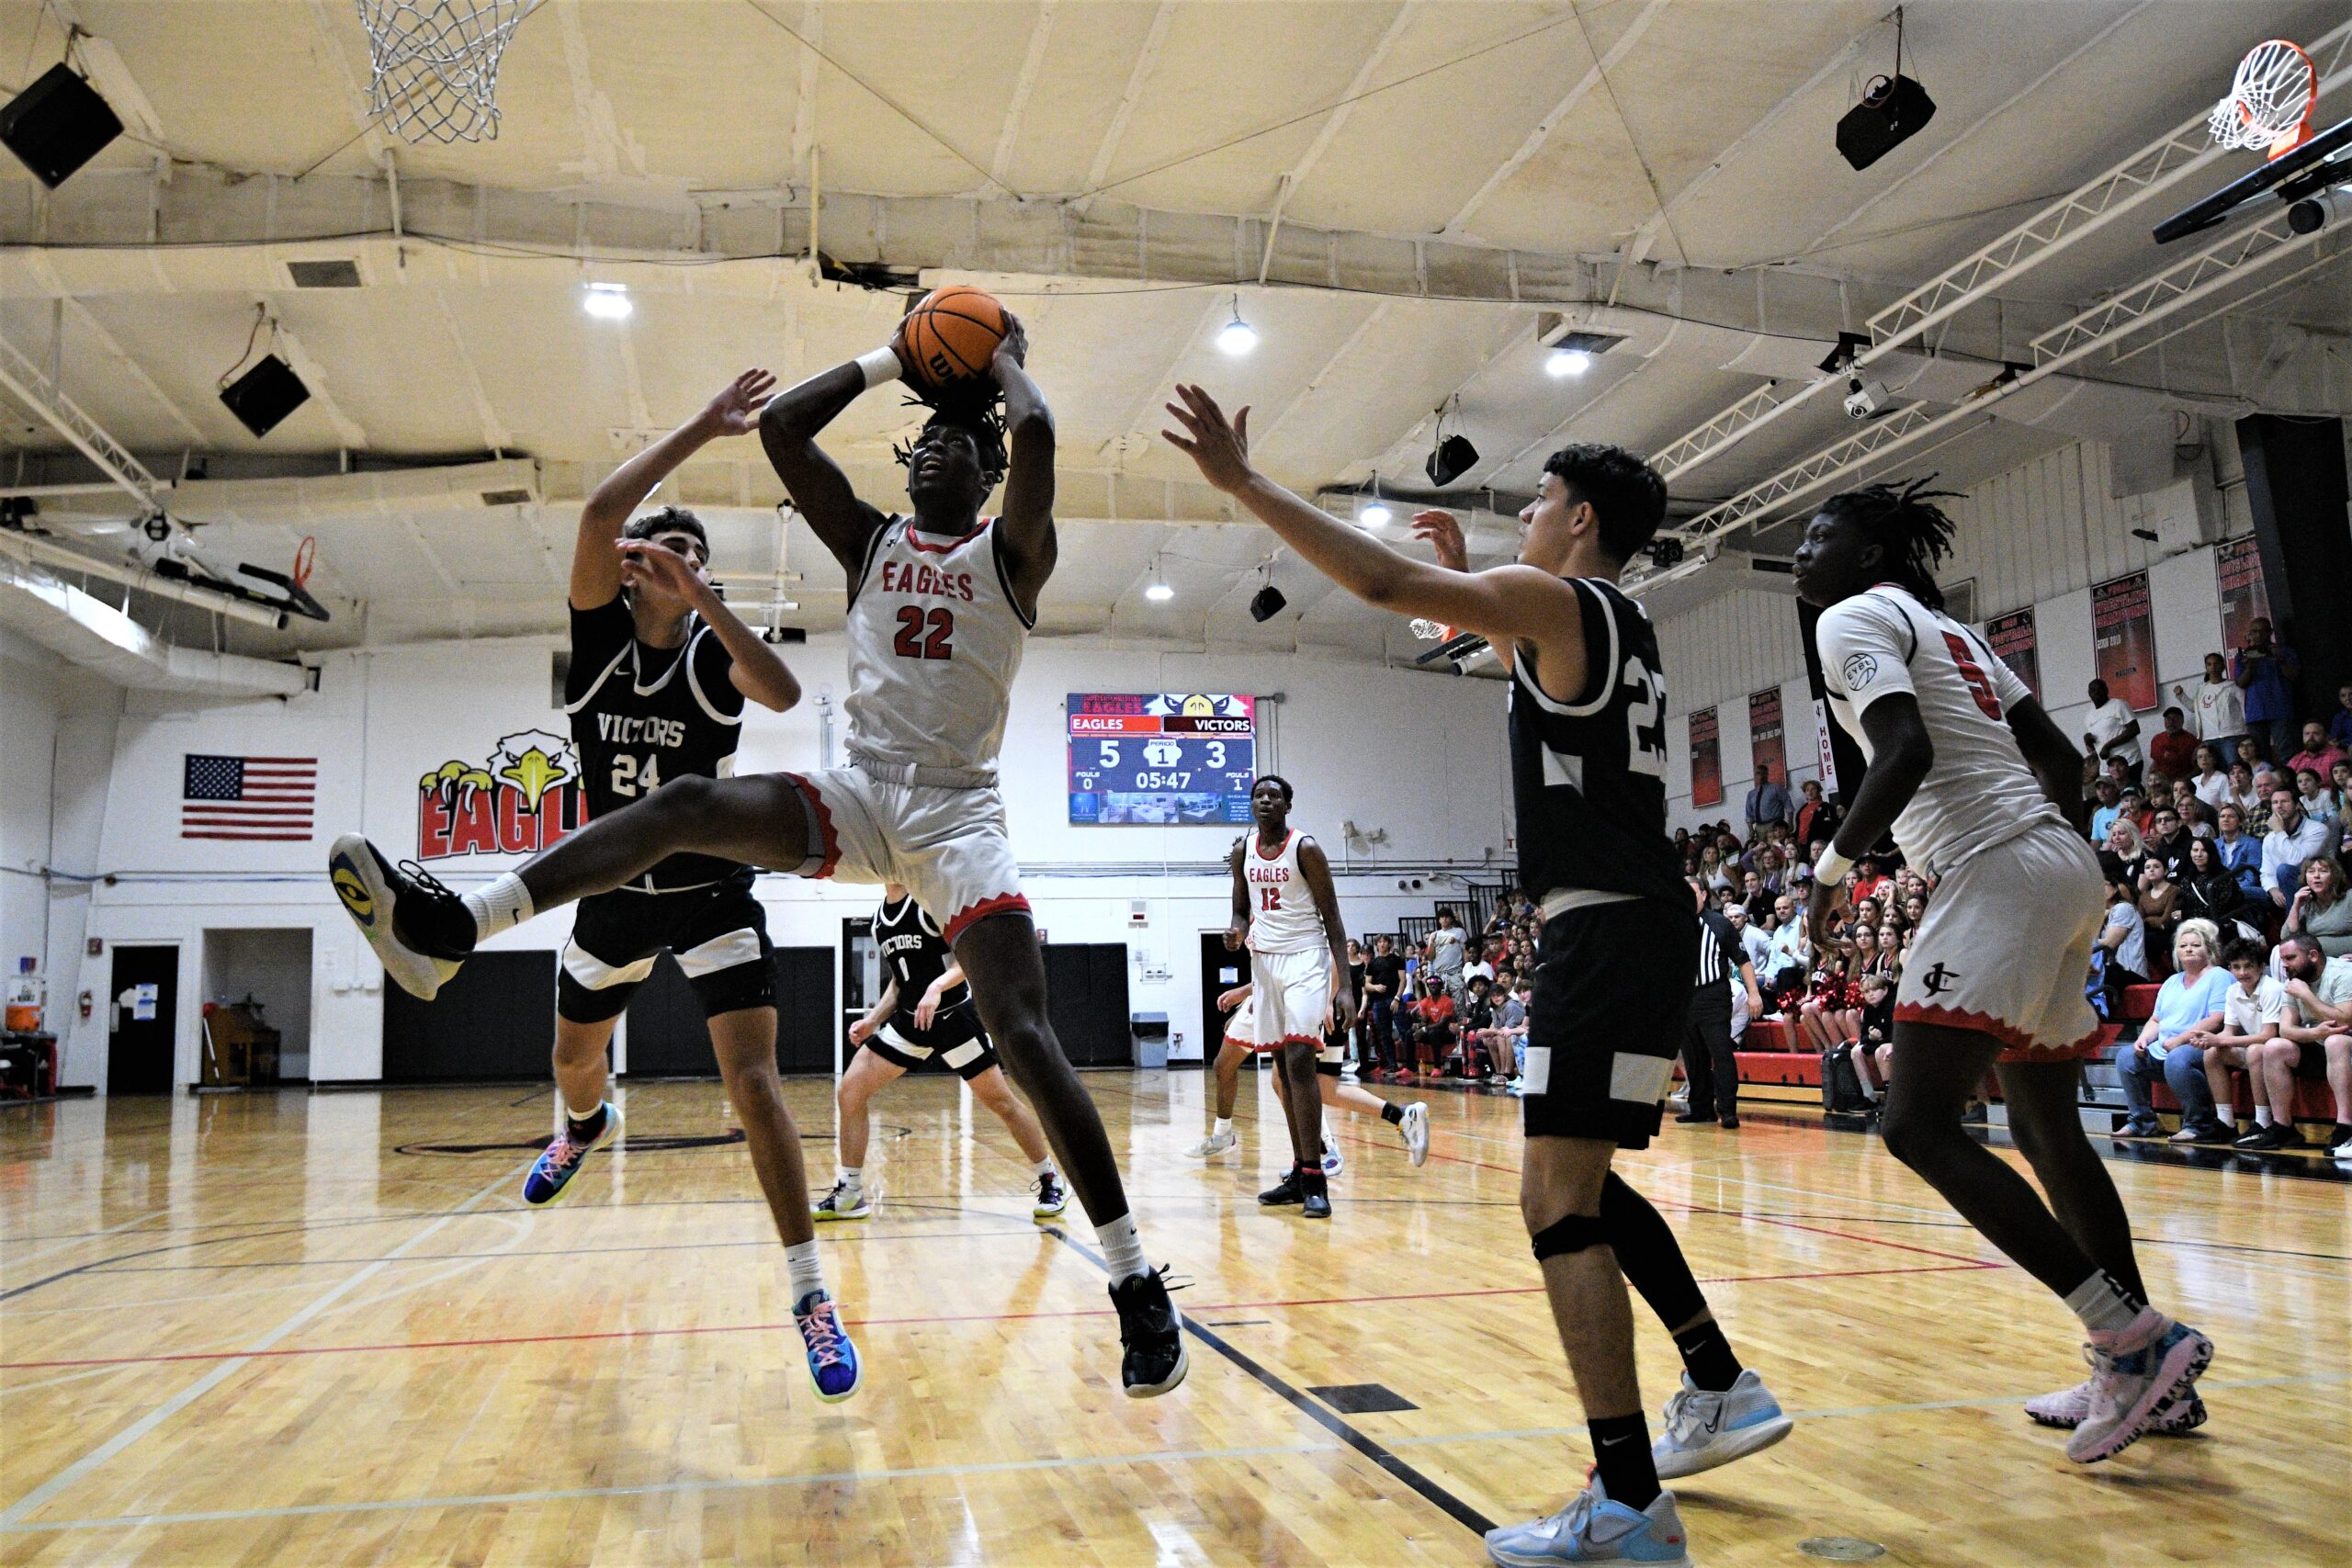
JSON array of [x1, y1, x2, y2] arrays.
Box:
[[2216, 536, 2269, 651], [417, 729, 586, 860], [1689, 707, 1723, 808], [1747, 688, 1786, 784], [1985, 608, 2040, 700], [2091, 570, 2158, 712], [1068, 694, 1256, 825]]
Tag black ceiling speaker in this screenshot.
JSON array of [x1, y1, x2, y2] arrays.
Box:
[[0, 63, 123, 188], [219, 355, 311, 437], [1426, 433, 1479, 488], [1837, 73, 1937, 171], [1249, 584, 1287, 622]]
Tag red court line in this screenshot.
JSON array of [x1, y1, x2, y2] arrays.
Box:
[[1334, 1124, 1994, 1266], [0, 1261, 1990, 1372]]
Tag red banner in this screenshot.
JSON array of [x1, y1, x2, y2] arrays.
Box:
[[1985, 608, 2040, 701], [2216, 536, 2269, 653], [1748, 688, 1786, 784], [1690, 707, 1722, 808], [2092, 570, 2158, 712]]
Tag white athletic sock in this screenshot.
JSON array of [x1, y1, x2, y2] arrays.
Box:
[[785, 1239, 825, 1303], [2063, 1270, 2144, 1336], [1096, 1212, 1148, 1282], [1212, 1116, 1233, 1136], [2253, 1107, 2274, 1128], [461, 873, 534, 941], [836, 1166, 863, 1192], [1032, 1157, 1055, 1178], [563, 1094, 605, 1124]]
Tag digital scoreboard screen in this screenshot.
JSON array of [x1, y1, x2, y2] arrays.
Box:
[[1067, 694, 1257, 825]]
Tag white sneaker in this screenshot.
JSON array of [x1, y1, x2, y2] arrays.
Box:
[[2026, 1376, 2205, 1434], [1185, 1128, 1238, 1158], [2332, 1134, 2352, 1159], [1401, 1101, 1430, 1167], [2066, 1311, 2214, 1463], [811, 1179, 870, 1222], [1320, 1139, 1344, 1178], [1485, 1475, 1691, 1567], [1651, 1369, 1794, 1480]]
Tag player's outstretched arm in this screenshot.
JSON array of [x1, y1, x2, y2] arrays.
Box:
[[758, 343, 903, 574], [990, 314, 1057, 616], [1162, 384, 1577, 659], [616, 541, 801, 712], [1297, 837, 1355, 1030], [572, 369, 774, 611], [2006, 697, 2091, 835]]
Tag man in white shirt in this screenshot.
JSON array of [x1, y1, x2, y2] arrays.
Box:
[[2082, 678, 2144, 786], [2261, 788, 2332, 907], [2269, 935, 2352, 1156], [2099, 888, 2149, 985], [2169, 653, 2245, 754], [1725, 905, 1773, 972], [2183, 939, 2290, 1148]]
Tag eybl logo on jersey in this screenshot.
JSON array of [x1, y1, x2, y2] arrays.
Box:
[[416, 728, 588, 861]]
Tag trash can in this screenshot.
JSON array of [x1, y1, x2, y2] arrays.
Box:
[[1131, 1011, 1170, 1070]]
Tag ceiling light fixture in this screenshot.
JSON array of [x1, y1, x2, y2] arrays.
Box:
[[1145, 581, 1175, 603], [582, 282, 633, 321], [1546, 346, 1591, 378], [1216, 295, 1258, 356], [1358, 474, 1391, 528]]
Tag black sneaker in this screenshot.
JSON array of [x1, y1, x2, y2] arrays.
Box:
[[1301, 1172, 1331, 1220], [328, 835, 475, 1000], [2234, 1124, 2286, 1149], [1258, 1168, 1306, 1207], [1108, 1265, 1188, 1398], [2267, 1124, 2310, 1149], [1718, 1114, 1740, 1130], [1674, 1109, 1709, 1123]]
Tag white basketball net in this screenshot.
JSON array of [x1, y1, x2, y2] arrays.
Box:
[[356, 0, 533, 144], [1409, 619, 1446, 640], [2208, 38, 2314, 153]]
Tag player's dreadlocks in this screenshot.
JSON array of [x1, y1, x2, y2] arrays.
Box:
[[1817, 475, 1962, 611], [892, 389, 1009, 491]]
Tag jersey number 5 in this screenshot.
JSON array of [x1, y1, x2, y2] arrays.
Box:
[[892, 604, 955, 660], [1941, 632, 2003, 720]]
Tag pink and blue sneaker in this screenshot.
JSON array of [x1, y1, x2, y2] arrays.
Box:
[[795, 1289, 862, 1403], [521, 1102, 621, 1208]]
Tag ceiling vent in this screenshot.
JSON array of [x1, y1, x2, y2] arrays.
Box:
[[286, 258, 363, 288]]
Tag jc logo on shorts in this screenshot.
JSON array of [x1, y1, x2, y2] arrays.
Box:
[[331, 859, 375, 924]]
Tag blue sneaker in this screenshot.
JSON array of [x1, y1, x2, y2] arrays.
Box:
[[795, 1289, 862, 1403], [1652, 1369, 1794, 1479], [2066, 1310, 2212, 1463], [521, 1102, 620, 1207], [1486, 1475, 1691, 1566]]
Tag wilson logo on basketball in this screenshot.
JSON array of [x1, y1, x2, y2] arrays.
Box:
[[416, 728, 588, 862]]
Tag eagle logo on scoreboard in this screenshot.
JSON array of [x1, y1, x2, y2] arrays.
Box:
[[416, 728, 588, 861], [1069, 694, 1257, 826]]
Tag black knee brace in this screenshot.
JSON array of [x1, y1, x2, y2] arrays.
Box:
[[1530, 1213, 1609, 1261]]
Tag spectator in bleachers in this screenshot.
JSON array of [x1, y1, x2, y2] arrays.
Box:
[[1795, 778, 1839, 855], [2083, 677, 2145, 785], [2112, 919, 2231, 1138], [2175, 834, 2251, 939], [2233, 735, 2267, 774], [2148, 706, 2198, 786], [1745, 763, 1791, 839], [1761, 895, 1809, 1010], [2262, 787, 2332, 909], [2282, 855, 2352, 959], [2295, 768, 2341, 845], [2143, 805, 2192, 881], [2098, 875, 2151, 1007], [2188, 939, 2295, 1148], [2189, 744, 2232, 812], [2231, 617, 2301, 762], [2288, 719, 2345, 780], [2135, 858, 2180, 971], [1427, 908, 1466, 999], [2273, 934, 2352, 1156], [2088, 777, 2124, 841], [1854, 971, 1896, 1107], [2223, 761, 2264, 822], [2173, 653, 2248, 757], [2212, 804, 2264, 901], [2332, 682, 2352, 751], [1361, 936, 1403, 1077], [1404, 976, 1454, 1079], [1850, 855, 1891, 909], [2098, 816, 2145, 887]]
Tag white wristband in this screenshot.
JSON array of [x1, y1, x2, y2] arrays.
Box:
[[1815, 848, 1854, 886], [855, 346, 901, 390]]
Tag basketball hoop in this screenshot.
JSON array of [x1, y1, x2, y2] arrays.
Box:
[[355, 0, 535, 144], [2208, 38, 2316, 160], [1409, 619, 1448, 641]]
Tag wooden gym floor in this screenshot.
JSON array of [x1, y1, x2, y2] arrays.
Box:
[[2, 1069, 2345, 1565]]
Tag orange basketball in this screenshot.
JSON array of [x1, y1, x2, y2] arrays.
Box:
[[901, 285, 1008, 389]]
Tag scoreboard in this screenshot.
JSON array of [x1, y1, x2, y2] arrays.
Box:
[[1067, 694, 1257, 825]]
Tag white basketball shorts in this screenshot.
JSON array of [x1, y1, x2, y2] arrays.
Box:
[[780, 764, 1027, 945], [1249, 947, 1335, 1050]]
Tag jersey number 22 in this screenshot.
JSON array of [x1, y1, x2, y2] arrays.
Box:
[[893, 605, 956, 660]]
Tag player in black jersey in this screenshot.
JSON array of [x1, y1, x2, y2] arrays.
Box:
[[518, 370, 858, 1402], [816, 886, 1067, 1224], [1169, 388, 1785, 1568]]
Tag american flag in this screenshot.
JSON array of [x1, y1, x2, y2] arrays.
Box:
[[181, 754, 317, 840]]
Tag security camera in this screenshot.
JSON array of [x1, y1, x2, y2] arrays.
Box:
[[2287, 183, 2348, 235], [1843, 378, 1891, 420]]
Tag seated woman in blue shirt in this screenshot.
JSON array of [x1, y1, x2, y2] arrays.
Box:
[[2113, 918, 2233, 1138]]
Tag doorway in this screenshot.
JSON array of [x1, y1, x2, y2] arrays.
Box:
[[1197, 932, 1249, 1066], [107, 944, 179, 1095]]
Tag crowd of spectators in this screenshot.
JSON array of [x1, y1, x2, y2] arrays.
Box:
[[1345, 902, 1537, 1089]]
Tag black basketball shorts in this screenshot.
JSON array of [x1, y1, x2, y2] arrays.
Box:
[[1521, 896, 1699, 1150], [861, 1004, 998, 1080], [557, 877, 775, 1025]]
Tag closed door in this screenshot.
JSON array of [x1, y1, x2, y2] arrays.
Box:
[[1198, 932, 1249, 1063], [107, 945, 178, 1095]]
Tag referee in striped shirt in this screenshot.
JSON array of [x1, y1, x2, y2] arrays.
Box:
[[1679, 878, 1762, 1130]]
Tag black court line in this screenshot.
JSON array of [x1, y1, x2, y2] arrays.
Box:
[[1041, 1227, 1495, 1540]]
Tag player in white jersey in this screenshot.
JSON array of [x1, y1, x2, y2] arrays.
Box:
[[1225, 776, 1356, 1217], [322, 315, 1185, 1400], [1796, 478, 2211, 1465]]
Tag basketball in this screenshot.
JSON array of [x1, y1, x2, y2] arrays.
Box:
[[901, 285, 1009, 389]]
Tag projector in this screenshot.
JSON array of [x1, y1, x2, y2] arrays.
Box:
[[1843, 378, 1892, 420]]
